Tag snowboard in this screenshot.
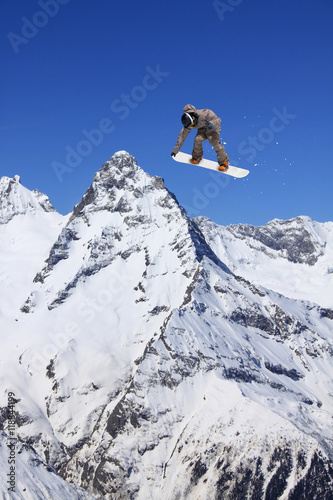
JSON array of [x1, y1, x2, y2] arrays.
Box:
[[172, 152, 249, 178]]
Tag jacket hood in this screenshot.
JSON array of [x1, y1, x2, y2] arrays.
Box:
[[183, 104, 197, 114]]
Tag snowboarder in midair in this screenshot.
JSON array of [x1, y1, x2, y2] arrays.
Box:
[[171, 104, 229, 171]]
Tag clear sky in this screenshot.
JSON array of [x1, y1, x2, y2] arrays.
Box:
[[1, 0, 332, 227]]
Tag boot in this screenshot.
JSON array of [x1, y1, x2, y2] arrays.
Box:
[[218, 160, 229, 172], [190, 157, 202, 165]]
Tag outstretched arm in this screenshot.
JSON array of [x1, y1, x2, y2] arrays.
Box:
[[171, 127, 191, 155]]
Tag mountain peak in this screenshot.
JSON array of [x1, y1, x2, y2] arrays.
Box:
[[22, 151, 226, 312], [98, 150, 146, 185], [0, 174, 56, 224], [69, 151, 166, 223], [100, 150, 159, 187]]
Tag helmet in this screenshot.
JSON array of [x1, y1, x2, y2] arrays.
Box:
[[181, 112, 194, 128]]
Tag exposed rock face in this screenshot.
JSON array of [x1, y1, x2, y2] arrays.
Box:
[[226, 217, 325, 265], [196, 214, 333, 307], [0, 152, 332, 499]]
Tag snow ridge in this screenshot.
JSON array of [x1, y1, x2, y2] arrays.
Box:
[[0, 175, 56, 224]]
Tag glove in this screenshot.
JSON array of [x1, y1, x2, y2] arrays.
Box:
[[205, 121, 214, 130], [171, 151, 177, 157]]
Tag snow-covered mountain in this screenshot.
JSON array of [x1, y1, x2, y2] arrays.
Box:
[[1, 151, 332, 499], [0, 175, 67, 323], [195, 215, 333, 308]]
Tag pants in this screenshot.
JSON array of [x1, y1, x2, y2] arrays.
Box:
[[192, 128, 229, 165]]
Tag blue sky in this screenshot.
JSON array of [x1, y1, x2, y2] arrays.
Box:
[[1, 0, 332, 227]]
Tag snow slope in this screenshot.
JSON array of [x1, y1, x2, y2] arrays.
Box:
[[0, 432, 94, 500], [0, 152, 332, 499], [0, 175, 67, 322]]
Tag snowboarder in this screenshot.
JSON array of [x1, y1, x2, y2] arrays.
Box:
[[171, 104, 230, 171]]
